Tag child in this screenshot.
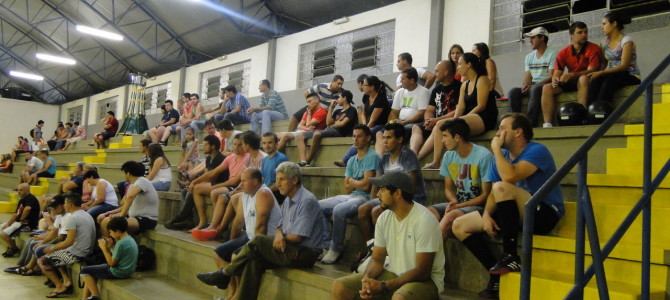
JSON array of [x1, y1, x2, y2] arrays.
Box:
[[80, 217, 138, 300], [177, 127, 200, 189]]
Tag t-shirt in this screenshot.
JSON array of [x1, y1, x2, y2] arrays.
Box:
[[139, 155, 151, 177], [345, 148, 380, 198], [54, 214, 67, 235], [17, 194, 40, 229], [396, 67, 427, 88], [429, 81, 461, 118], [34, 126, 43, 141], [261, 151, 288, 187], [362, 94, 391, 127], [106, 118, 119, 134], [27, 156, 43, 173], [392, 86, 430, 121], [308, 83, 341, 105], [440, 144, 494, 203], [554, 42, 602, 73], [525, 49, 557, 84], [375, 203, 445, 293], [110, 235, 138, 278], [221, 153, 249, 180], [206, 152, 228, 184], [377, 147, 426, 203], [70, 176, 84, 195], [260, 90, 288, 118], [300, 107, 328, 130], [63, 209, 96, 258], [489, 142, 564, 216], [128, 177, 159, 220], [224, 94, 251, 122], [161, 109, 180, 124], [45, 157, 57, 174], [602, 35, 640, 77], [331, 107, 358, 136]]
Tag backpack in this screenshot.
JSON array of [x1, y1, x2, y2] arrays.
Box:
[[136, 245, 156, 272]]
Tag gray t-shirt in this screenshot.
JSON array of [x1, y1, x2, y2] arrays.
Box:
[[377, 147, 426, 203], [128, 177, 159, 220], [63, 209, 96, 258]]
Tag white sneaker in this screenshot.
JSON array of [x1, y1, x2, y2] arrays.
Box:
[[320, 249, 341, 264], [542, 122, 553, 128]]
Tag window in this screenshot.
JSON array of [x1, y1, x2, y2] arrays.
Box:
[[142, 82, 171, 114], [206, 76, 221, 100], [67, 105, 83, 123], [97, 97, 118, 121], [200, 61, 251, 104], [351, 37, 378, 70], [312, 47, 336, 77]]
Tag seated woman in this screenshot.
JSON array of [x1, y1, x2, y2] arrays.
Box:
[[11, 136, 30, 161], [296, 90, 357, 167], [27, 150, 56, 185], [0, 154, 13, 173], [586, 12, 640, 105], [473, 42, 504, 99], [82, 170, 120, 221], [80, 217, 138, 300], [333, 76, 393, 167], [449, 44, 465, 82], [424, 52, 499, 169], [94, 111, 119, 149], [146, 144, 172, 192], [62, 121, 86, 151]]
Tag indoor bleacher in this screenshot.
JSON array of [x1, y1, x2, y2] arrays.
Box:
[[1, 0, 670, 299]]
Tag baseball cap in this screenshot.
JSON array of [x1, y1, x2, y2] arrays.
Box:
[[524, 27, 548, 38], [369, 171, 415, 194]]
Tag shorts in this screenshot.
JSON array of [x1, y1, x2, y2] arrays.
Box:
[[99, 131, 116, 140], [335, 270, 439, 299], [293, 106, 307, 120], [44, 249, 81, 268], [317, 127, 344, 138], [431, 203, 483, 218], [169, 124, 179, 133], [559, 78, 579, 92], [133, 216, 158, 233], [37, 171, 55, 178], [286, 130, 314, 140], [214, 235, 249, 261], [533, 202, 561, 234], [152, 180, 171, 191], [80, 264, 119, 280], [1, 221, 23, 236]]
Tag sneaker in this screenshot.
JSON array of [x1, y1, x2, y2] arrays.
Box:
[[196, 270, 230, 289], [542, 122, 553, 128], [478, 279, 500, 299], [320, 249, 342, 264], [333, 161, 346, 168], [298, 160, 310, 167], [489, 253, 521, 275]]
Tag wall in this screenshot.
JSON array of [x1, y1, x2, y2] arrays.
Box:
[[89, 86, 127, 125], [60, 97, 88, 123], [274, 0, 433, 94], [0, 97, 59, 153], [442, 0, 492, 59], [145, 69, 182, 104]]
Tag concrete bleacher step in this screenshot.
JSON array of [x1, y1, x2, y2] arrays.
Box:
[[99, 273, 211, 300]]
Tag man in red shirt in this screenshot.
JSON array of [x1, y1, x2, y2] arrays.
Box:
[[276, 93, 327, 151], [540, 21, 602, 128]]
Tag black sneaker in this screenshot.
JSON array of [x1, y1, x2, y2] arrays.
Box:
[[489, 253, 521, 275], [478, 279, 500, 299], [196, 270, 230, 289]]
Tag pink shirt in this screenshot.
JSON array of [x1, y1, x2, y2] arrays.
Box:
[[221, 153, 250, 179]]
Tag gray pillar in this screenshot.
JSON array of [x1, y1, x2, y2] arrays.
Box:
[[84, 96, 91, 129], [178, 66, 186, 96], [427, 0, 445, 66], [266, 39, 277, 84]]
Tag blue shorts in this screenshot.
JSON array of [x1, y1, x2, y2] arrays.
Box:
[[80, 264, 120, 279], [214, 235, 249, 261]]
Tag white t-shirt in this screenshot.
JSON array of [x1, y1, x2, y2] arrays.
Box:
[[396, 67, 427, 88], [374, 203, 445, 293], [392, 86, 430, 121], [27, 156, 43, 173], [54, 213, 68, 235]]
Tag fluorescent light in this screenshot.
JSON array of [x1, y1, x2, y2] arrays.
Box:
[[76, 25, 124, 41], [9, 71, 44, 81], [36, 53, 76, 65]]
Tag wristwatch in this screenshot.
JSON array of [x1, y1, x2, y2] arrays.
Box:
[[381, 281, 390, 293]]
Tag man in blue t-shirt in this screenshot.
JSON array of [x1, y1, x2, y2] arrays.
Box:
[[260, 132, 288, 203], [429, 119, 493, 239], [451, 113, 564, 299], [215, 85, 251, 125], [319, 125, 379, 264]]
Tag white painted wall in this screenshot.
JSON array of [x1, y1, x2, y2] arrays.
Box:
[[184, 43, 269, 98], [60, 97, 88, 122], [442, 0, 492, 59], [89, 86, 127, 125], [0, 97, 59, 153], [273, 0, 433, 92], [145, 69, 182, 103]]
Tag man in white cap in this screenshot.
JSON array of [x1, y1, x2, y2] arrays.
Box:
[[508, 26, 556, 127]]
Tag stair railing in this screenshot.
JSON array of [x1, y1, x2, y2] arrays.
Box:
[[519, 53, 670, 300]]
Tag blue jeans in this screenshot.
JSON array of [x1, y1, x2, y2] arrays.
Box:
[[214, 112, 250, 125], [319, 194, 368, 252], [152, 181, 171, 191], [87, 203, 119, 220], [214, 234, 249, 261], [191, 120, 207, 131], [250, 110, 286, 135]]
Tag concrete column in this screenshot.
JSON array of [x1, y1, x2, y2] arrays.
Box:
[[266, 39, 277, 84], [428, 0, 445, 66]]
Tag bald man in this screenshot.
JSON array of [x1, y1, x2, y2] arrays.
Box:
[[1, 183, 41, 257]]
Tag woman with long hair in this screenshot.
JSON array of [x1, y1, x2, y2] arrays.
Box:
[[147, 144, 172, 191], [449, 44, 465, 81], [473, 42, 504, 98]]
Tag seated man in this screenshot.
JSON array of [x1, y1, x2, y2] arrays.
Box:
[[99, 161, 160, 236], [249, 79, 288, 135], [395, 52, 436, 89], [215, 85, 251, 125], [60, 161, 86, 195], [357, 123, 426, 242], [178, 93, 205, 142], [216, 119, 241, 156], [277, 92, 328, 151], [62, 121, 87, 151], [320, 125, 379, 264], [288, 75, 343, 132], [196, 168, 282, 297], [94, 111, 119, 149], [27, 150, 56, 185], [195, 162, 328, 300], [38, 194, 96, 298], [332, 171, 444, 300], [451, 113, 564, 299], [80, 217, 138, 300], [148, 100, 180, 145], [540, 21, 601, 128], [260, 132, 288, 203], [0, 183, 40, 257], [296, 89, 357, 167], [428, 119, 493, 239], [19, 151, 43, 184]]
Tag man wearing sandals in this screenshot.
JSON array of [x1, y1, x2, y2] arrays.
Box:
[[0, 183, 40, 257]]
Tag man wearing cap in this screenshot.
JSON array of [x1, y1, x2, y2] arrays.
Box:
[[296, 89, 358, 167], [508, 27, 556, 127], [332, 171, 444, 300]]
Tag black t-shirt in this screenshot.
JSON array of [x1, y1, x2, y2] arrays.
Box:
[[332, 107, 358, 136], [17, 194, 40, 229], [363, 94, 390, 127], [161, 109, 180, 124], [70, 175, 84, 195], [206, 152, 229, 184], [429, 81, 462, 118]]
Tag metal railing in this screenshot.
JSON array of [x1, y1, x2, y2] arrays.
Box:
[[519, 53, 670, 300]]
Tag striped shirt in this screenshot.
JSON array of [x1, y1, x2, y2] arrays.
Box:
[[260, 90, 288, 118]]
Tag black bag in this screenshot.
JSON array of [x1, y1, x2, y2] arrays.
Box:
[[136, 245, 156, 272]]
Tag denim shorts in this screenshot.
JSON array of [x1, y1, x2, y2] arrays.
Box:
[[80, 264, 119, 279]]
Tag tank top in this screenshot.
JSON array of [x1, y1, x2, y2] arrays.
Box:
[[92, 179, 119, 206], [153, 162, 172, 183], [464, 76, 497, 120], [242, 185, 282, 240]]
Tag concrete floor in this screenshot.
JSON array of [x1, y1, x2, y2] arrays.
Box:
[[0, 257, 77, 299]]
